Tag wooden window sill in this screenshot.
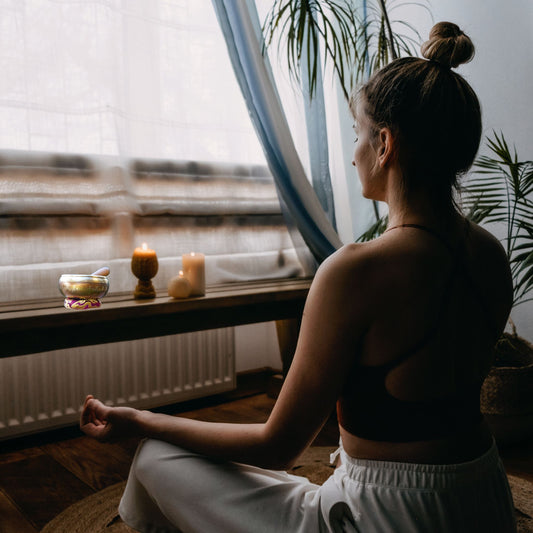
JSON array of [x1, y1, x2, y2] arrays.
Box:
[[0, 278, 311, 358]]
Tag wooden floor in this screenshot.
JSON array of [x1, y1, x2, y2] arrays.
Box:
[[0, 379, 531, 533]]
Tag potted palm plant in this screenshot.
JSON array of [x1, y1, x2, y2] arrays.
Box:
[[461, 132, 533, 446]]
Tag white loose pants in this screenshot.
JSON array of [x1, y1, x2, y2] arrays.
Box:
[[119, 438, 516, 533]]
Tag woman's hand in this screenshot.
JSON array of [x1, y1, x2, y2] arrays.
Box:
[[80, 395, 143, 442]]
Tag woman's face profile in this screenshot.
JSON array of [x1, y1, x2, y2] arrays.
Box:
[[352, 103, 383, 201]]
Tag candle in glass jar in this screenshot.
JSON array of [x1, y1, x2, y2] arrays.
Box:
[[182, 252, 205, 296]]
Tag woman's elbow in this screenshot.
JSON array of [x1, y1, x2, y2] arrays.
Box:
[[255, 433, 304, 470], [256, 451, 298, 471]]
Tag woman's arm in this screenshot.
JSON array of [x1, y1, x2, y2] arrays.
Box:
[[81, 397, 277, 466], [81, 245, 371, 470]]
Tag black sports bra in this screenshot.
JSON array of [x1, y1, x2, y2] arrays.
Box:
[[337, 223, 495, 442]]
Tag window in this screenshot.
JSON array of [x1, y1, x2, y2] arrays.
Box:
[[0, 0, 304, 303]]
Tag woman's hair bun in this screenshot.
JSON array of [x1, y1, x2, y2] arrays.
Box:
[[421, 22, 475, 68]]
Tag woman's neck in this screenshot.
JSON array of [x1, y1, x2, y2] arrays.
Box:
[[386, 189, 459, 231]]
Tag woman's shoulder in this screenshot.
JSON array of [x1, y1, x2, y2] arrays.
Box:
[[463, 219, 513, 298], [462, 220, 511, 284], [313, 239, 403, 299], [331, 231, 447, 273], [305, 241, 387, 331], [465, 220, 508, 260], [318, 241, 386, 279], [314, 218, 510, 285]]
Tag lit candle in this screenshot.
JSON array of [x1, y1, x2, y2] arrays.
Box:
[[131, 243, 158, 299], [182, 252, 205, 296], [168, 270, 192, 299]]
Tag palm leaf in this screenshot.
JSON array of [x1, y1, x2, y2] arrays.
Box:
[[262, 0, 427, 100], [263, 0, 428, 230], [356, 214, 389, 242]]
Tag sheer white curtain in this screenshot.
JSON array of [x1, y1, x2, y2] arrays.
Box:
[[0, 0, 305, 303], [0, 0, 266, 162]]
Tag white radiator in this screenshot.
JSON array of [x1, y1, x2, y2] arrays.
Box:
[[0, 328, 236, 440]]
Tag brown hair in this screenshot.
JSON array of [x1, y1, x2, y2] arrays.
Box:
[[352, 22, 481, 207]]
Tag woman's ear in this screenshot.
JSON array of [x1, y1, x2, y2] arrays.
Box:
[[377, 128, 395, 168]]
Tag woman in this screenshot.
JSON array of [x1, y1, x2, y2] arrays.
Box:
[[81, 22, 517, 532]]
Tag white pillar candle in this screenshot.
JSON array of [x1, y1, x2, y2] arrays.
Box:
[[182, 252, 205, 296]]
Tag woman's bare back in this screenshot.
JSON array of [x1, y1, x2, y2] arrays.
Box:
[[336, 218, 513, 463]]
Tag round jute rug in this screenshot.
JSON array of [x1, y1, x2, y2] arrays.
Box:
[[41, 446, 533, 533]]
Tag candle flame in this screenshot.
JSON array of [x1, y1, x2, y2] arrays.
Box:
[[141, 243, 148, 250], [190, 252, 195, 256], [179, 270, 184, 276]]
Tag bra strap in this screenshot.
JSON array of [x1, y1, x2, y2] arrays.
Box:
[[385, 223, 454, 254]]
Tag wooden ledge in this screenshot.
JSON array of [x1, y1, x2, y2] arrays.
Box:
[[0, 278, 312, 358]]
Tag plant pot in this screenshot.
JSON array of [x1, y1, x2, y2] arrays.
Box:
[[481, 333, 533, 446]]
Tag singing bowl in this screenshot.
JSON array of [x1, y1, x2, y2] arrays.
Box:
[[59, 274, 110, 299]]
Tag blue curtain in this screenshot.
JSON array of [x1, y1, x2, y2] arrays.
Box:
[[211, 0, 342, 267], [301, 28, 337, 232]]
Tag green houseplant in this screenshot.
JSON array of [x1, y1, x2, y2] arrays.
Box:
[[262, 0, 424, 100], [462, 132, 533, 445]]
